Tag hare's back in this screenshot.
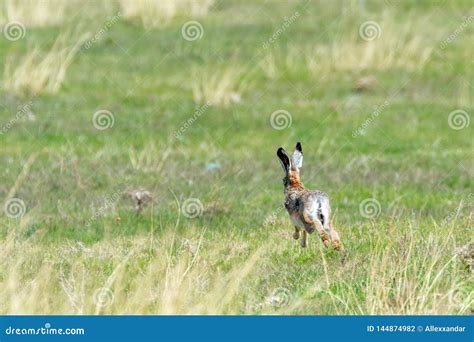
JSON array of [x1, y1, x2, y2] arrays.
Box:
[[304, 191, 331, 222]]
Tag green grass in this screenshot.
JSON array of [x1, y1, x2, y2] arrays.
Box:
[[0, 0, 472, 314]]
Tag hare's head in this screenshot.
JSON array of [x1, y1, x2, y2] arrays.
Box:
[[277, 142, 304, 188]]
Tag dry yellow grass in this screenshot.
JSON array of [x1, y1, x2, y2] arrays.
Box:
[[192, 66, 249, 107], [260, 13, 443, 79], [1, 223, 471, 315], [128, 142, 172, 172], [118, 0, 214, 28], [0, 229, 262, 314], [2, 0, 72, 27], [325, 226, 473, 315], [3, 30, 90, 96]]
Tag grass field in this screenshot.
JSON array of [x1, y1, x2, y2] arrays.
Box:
[[0, 0, 472, 315]]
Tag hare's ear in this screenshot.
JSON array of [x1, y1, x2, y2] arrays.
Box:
[[277, 147, 290, 174], [291, 142, 303, 170]]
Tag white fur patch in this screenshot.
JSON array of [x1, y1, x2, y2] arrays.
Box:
[[291, 150, 303, 170]]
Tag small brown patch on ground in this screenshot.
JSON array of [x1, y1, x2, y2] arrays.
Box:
[[455, 242, 473, 271], [355, 75, 378, 91], [127, 189, 153, 214], [203, 202, 230, 216]]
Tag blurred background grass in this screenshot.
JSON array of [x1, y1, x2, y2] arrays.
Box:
[[0, 0, 472, 314]]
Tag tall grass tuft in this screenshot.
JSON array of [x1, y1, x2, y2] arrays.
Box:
[[192, 66, 249, 107], [3, 0, 74, 27], [0, 229, 263, 314], [0, 221, 471, 315], [118, 0, 214, 28], [261, 13, 442, 80], [3, 31, 89, 96], [319, 225, 473, 315]]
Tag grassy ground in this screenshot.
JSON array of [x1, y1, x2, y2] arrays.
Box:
[[0, 0, 472, 314]]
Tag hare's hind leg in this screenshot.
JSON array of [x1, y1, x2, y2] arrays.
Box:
[[293, 226, 300, 240], [301, 230, 308, 248], [302, 212, 330, 248], [319, 202, 342, 251], [329, 222, 342, 251]]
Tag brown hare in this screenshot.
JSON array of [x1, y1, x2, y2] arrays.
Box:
[[277, 142, 342, 250]]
